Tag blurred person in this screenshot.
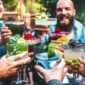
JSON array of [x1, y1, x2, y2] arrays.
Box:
[[35, 59, 68, 85], [49, 0, 85, 43], [0, 0, 12, 56], [48, 0, 85, 84]]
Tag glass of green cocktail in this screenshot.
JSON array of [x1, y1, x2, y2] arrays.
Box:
[[6, 34, 28, 56], [6, 34, 29, 85], [63, 46, 84, 85]]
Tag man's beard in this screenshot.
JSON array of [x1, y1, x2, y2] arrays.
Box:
[[57, 14, 74, 32]]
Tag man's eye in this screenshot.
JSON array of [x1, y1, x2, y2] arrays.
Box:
[[65, 7, 70, 11], [57, 8, 62, 12]]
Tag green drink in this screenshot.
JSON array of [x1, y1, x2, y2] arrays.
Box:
[[6, 34, 28, 56], [63, 48, 84, 65]]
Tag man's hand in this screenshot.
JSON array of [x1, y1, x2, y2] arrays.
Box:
[[78, 58, 85, 77], [35, 59, 68, 83], [1, 26, 12, 44], [0, 51, 33, 78]]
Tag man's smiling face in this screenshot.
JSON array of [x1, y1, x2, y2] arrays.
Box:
[[56, 0, 75, 27]]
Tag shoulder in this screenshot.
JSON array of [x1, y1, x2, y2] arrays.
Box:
[[74, 20, 85, 29]]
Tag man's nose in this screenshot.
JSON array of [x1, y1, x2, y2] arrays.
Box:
[[62, 9, 66, 15]]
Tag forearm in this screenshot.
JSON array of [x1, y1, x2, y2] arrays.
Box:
[[47, 79, 63, 85]]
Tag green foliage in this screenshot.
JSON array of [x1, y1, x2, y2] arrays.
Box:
[[25, 0, 47, 13], [3, 0, 85, 24], [76, 12, 85, 26], [4, 0, 47, 14], [3, 0, 17, 11]]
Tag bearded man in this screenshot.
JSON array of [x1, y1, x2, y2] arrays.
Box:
[[49, 0, 85, 43]]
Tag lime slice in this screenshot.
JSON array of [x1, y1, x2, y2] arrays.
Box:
[[17, 38, 26, 44]]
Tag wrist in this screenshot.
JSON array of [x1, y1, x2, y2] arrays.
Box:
[[47, 79, 62, 85], [45, 76, 62, 83]]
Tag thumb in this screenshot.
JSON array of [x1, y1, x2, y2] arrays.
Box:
[[35, 65, 46, 77], [78, 58, 85, 65], [64, 67, 68, 73], [57, 58, 66, 69]]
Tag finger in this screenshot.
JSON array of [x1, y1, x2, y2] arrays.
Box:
[[28, 52, 33, 57], [78, 58, 85, 65], [2, 34, 12, 39], [34, 65, 47, 76], [1, 31, 12, 36], [15, 56, 32, 66], [53, 58, 61, 67], [56, 58, 66, 69], [1, 26, 9, 32], [64, 67, 68, 73], [9, 51, 28, 61]]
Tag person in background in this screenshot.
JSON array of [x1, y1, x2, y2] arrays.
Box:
[[0, 0, 12, 56], [49, 0, 85, 43], [48, 0, 85, 84], [35, 59, 68, 85]]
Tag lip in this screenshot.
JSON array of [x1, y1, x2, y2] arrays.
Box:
[[60, 17, 68, 20]]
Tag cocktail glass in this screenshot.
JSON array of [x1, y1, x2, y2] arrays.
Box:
[[6, 40, 27, 56], [33, 52, 59, 69], [32, 52, 59, 84], [6, 37, 28, 85], [63, 47, 84, 85], [63, 47, 84, 65], [5, 21, 25, 36]]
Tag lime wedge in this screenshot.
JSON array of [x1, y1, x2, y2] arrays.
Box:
[[17, 38, 26, 44]]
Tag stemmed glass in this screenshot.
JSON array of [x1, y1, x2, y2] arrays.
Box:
[[4, 20, 31, 85], [6, 34, 29, 85]]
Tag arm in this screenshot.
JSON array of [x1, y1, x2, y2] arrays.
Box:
[[0, 26, 12, 45]]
